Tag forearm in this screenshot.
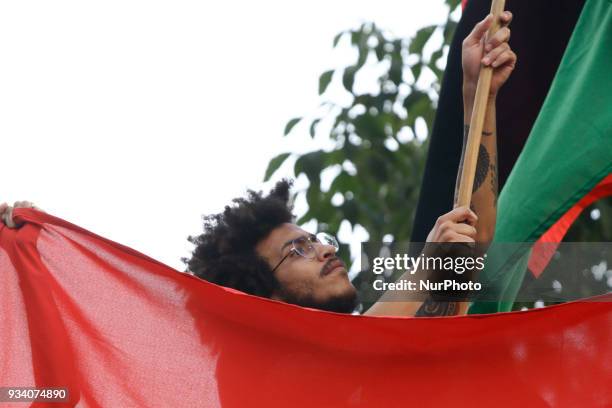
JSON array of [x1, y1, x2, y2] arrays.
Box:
[[456, 88, 498, 245], [365, 298, 464, 317], [364, 270, 426, 317], [364, 269, 467, 317]]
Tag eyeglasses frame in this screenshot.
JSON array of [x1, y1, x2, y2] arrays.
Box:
[[271, 232, 338, 273]]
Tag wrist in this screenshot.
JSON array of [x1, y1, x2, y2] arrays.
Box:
[[463, 88, 497, 122], [462, 82, 476, 103], [463, 83, 498, 101]]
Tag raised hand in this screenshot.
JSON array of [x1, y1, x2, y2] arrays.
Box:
[[462, 11, 516, 98], [0, 201, 41, 229]]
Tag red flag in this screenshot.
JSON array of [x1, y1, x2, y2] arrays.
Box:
[[2, 209, 611, 407], [528, 174, 612, 277]]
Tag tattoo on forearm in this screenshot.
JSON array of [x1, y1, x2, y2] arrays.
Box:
[[415, 298, 457, 317], [473, 144, 490, 193], [456, 125, 493, 198]]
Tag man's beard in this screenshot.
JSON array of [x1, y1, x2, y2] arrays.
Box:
[[280, 288, 358, 314]]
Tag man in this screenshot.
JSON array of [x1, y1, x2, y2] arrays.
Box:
[[2, 12, 516, 317]]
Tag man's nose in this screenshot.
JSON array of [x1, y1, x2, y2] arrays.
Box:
[[315, 243, 337, 261]]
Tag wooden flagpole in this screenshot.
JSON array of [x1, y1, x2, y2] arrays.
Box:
[[455, 0, 506, 207]]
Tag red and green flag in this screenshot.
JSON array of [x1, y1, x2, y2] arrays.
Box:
[[412, 0, 612, 313]]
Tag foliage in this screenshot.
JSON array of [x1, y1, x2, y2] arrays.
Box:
[[265, 0, 463, 248]]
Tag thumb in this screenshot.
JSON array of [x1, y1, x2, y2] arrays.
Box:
[[464, 14, 493, 46]]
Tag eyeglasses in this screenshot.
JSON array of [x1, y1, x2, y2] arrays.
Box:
[[271, 232, 339, 272]]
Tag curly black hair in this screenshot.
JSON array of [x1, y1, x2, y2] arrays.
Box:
[[186, 180, 294, 297]]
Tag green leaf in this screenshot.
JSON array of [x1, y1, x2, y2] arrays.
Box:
[[403, 90, 431, 127], [353, 113, 386, 141], [403, 90, 428, 111], [263, 153, 290, 181], [318, 70, 334, 95], [342, 199, 359, 224], [309, 119, 321, 138], [368, 155, 388, 181], [306, 185, 320, 212], [356, 47, 368, 69], [294, 150, 326, 178], [284, 117, 301, 136], [427, 61, 444, 82], [446, 0, 462, 13], [392, 39, 403, 53], [342, 66, 357, 93], [389, 55, 403, 86], [443, 20, 458, 45], [411, 63, 423, 83], [430, 49, 444, 66], [333, 32, 344, 47], [409, 25, 436, 55], [329, 171, 360, 195], [374, 33, 386, 61]]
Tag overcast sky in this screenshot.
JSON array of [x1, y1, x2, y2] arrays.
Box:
[[0, 1, 449, 270]]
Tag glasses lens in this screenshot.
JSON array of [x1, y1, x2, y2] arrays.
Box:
[[292, 233, 339, 259], [293, 236, 316, 258], [316, 232, 339, 251]]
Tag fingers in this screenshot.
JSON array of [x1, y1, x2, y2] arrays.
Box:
[[482, 11, 515, 68], [485, 26, 510, 52], [491, 49, 516, 68], [2, 206, 17, 228], [466, 11, 512, 49], [463, 14, 493, 46], [0, 203, 9, 228], [436, 206, 478, 226], [13, 201, 35, 209], [438, 221, 476, 242], [453, 223, 477, 239], [13, 201, 42, 211], [482, 42, 509, 66], [499, 10, 513, 26], [446, 232, 476, 243], [1, 201, 39, 229]]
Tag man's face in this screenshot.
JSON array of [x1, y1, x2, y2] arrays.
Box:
[[255, 223, 357, 313]]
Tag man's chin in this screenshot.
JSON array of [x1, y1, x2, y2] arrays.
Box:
[[319, 291, 358, 314], [287, 288, 358, 314]]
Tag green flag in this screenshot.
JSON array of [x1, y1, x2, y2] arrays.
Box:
[[469, 0, 612, 314]]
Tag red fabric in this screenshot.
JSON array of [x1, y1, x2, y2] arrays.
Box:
[[462, 0, 468, 10], [528, 174, 612, 277], [2, 209, 612, 407]]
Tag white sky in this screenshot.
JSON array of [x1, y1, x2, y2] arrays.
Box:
[[0, 1, 448, 270]]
